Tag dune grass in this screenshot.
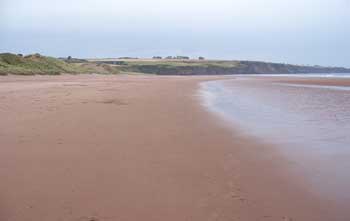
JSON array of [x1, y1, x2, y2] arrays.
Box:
[[0, 53, 92, 75]]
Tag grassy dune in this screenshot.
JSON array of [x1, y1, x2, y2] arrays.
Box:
[[0, 53, 121, 75], [0, 53, 89, 75]]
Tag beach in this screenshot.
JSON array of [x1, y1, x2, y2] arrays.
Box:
[[0, 74, 349, 221]]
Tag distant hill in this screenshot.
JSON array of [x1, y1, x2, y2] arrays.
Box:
[[105, 59, 350, 75], [1, 53, 349, 75]]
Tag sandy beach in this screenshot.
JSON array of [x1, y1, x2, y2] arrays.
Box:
[[0, 74, 348, 221]]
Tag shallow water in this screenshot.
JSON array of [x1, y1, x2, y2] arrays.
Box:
[[200, 76, 350, 203], [249, 72, 350, 78]]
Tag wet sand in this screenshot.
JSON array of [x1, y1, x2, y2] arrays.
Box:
[[0, 75, 348, 221]]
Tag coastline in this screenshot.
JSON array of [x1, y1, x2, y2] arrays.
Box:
[[0, 75, 347, 220]]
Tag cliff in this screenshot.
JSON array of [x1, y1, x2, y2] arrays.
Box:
[[114, 60, 350, 75]]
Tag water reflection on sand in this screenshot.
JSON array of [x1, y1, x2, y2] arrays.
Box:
[[200, 76, 350, 202]]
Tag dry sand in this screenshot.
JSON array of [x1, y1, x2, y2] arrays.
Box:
[[0, 74, 348, 221]]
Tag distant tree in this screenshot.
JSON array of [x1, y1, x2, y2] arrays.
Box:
[[17, 54, 23, 57], [165, 56, 173, 59], [67, 56, 72, 60], [198, 56, 205, 60], [152, 56, 162, 59]]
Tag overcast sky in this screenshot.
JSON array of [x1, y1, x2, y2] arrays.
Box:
[[1, 0, 349, 66]]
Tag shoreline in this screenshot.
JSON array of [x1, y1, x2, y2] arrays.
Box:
[[0, 75, 348, 220], [200, 76, 350, 208]]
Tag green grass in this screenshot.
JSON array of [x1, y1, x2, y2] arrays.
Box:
[[0, 53, 92, 75]]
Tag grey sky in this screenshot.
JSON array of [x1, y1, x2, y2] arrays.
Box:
[[1, 0, 349, 67]]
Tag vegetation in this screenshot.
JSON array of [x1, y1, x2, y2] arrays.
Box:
[[77, 62, 120, 75], [94, 59, 350, 75], [1, 52, 349, 76], [59, 56, 88, 63], [118, 57, 138, 59], [164, 56, 190, 60], [0, 53, 120, 75], [114, 60, 240, 75], [0, 53, 91, 75]]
